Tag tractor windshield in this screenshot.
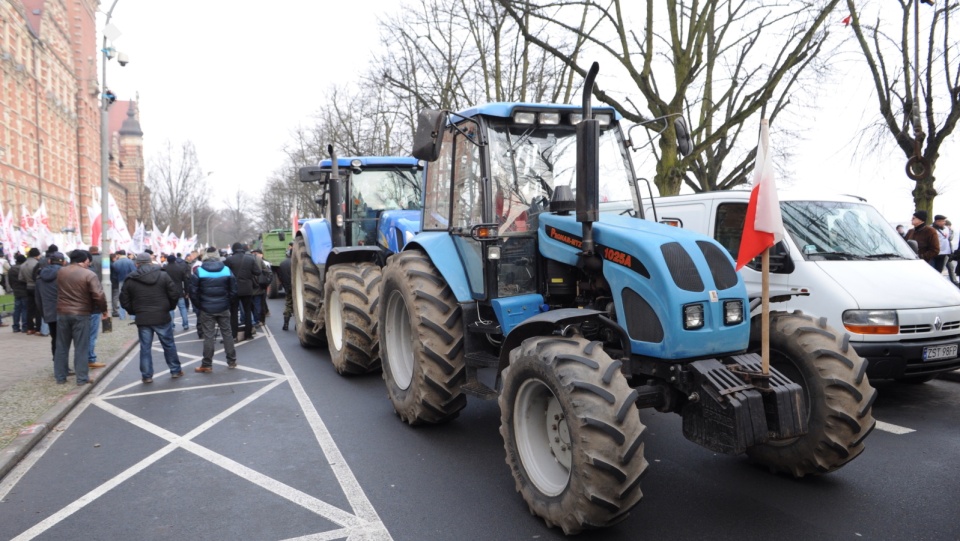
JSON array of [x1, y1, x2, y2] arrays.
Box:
[[347, 167, 422, 246], [487, 122, 635, 233]]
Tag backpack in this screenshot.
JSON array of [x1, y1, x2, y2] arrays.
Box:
[[258, 261, 273, 286]]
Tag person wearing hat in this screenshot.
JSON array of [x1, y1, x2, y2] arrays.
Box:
[[190, 246, 238, 372], [54, 249, 109, 386], [35, 252, 66, 363], [905, 210, 940, 266], [120, 253, 185, 383], [19, 247, 42, 334], [224, 242, 261, 341], [932, 214, 953, 274]]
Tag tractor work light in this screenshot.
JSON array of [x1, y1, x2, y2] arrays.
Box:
[[487, 245, 501, 260], [842, 309, 899, 334], [683, 303, 705, 330], [539, 112, 560, 125], [723, 300, 744, 325], [569, 112, 613, 127], [514, 112, 536, 124]]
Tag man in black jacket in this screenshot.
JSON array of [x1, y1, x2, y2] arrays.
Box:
[[224, 242, 261, 341], [190, 247, 238, 372], [163, 253, 191, 330], [120, 253, 185, 383]]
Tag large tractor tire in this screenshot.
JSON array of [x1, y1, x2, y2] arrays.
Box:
[[747, 311, 877, 477], [292, 236, 326, 348], [267, 272, 281, 299], [499, 336, 647, 535], [380, 250, 466, 425], [325, 262, 382, 375]]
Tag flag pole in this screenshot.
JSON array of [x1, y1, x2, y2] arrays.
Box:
[[761, 248, 770, 375]]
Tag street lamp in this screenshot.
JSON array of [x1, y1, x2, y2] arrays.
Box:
[[99, 0, 126, 303], [206, 212, 217, 248]]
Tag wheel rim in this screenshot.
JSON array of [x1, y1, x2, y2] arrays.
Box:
[[329, 288, 343, 350], [384, 289, 414, 390], [294, 263, 305, 324], [514, 378, 571, 496]]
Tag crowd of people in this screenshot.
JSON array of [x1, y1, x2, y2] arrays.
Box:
[[902, 210, 960, 284], [0, 241, 293, 385]]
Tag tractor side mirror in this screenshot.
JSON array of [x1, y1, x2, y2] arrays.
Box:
[[674, 116, 692, 156], [412, 109, 446, 162], [278, 231, 286, 242], [299, 166, 324, 183]]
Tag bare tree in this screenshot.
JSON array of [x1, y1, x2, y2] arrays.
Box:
[[846, 0, 960, 214], [221, 190, 259, 248], [498, 0, 842, 195], [146, 140, 211, 232]]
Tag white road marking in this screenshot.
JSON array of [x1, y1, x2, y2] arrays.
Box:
[[875, 420, 916, 435], [5, 323, 393, 540]]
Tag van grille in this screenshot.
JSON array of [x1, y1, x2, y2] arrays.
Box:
[[901, 321, 960, 334]]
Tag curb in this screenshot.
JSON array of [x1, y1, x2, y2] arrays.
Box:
[[0, 337, 138, 482], [940, 369, 960, 383]]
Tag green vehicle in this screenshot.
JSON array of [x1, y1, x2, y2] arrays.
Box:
[[256, 228, 293, 298]]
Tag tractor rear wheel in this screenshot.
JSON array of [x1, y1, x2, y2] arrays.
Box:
[[747, 311, 877, 477], [292, 236, 326, 348], [380, 250, 466, 425], [499, 335, 647, 535], [325, 262, 382, 375]]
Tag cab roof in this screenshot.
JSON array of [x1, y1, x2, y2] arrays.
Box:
[[317, 156, 420, 168], [454, 102, 622, 121]]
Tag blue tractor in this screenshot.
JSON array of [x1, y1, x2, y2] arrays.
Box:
[[377, 65, 875, 534], [292, 150, 422, 375]]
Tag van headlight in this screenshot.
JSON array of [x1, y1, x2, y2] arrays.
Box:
[[683, 303, 705, 330], [723, 300, 744, 326], [842, 310, 899, 334]]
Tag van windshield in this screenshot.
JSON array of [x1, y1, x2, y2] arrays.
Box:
[[782, 200, 916, 261]]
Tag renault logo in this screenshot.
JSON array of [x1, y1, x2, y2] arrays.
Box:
[[935, 316, 943, 331]]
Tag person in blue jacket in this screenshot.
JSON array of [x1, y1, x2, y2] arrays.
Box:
[[189, 247, 238, 373]]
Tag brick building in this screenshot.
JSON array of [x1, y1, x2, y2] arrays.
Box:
[[0, 0, 146, 250]]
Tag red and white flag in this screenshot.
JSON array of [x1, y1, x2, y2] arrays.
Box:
[[736, 119, 784, 270], [291, 203, 299, 234]]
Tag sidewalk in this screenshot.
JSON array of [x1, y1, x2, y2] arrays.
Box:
[[0, 318, 138, 480]]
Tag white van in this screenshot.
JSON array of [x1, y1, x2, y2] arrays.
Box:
[[626, 190, 960, 382]]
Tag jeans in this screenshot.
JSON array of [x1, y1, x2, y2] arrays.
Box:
[[12, 296, 27, 331], [117, 280, 129, 319], [137, 322, 182, 378], [169, 297, 189, 329], [54, 314, 91, 384], [40, 318, 49, 336], [111, 281, 120, 316], [199, 310, 236, 368], [251, 295, 261, 325], [89, 313, 101, 363]]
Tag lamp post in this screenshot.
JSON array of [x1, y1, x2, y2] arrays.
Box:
[[206, 212, 217, 248], [99, 0, 124, 306]]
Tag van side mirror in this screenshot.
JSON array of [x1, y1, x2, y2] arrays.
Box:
[[299, 166, 324, 183], [412, 109, 446, 162], [674, 116, 692, 156]]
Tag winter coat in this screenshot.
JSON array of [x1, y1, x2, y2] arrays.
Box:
[[224, 250, 261, 297], [163, 259, 190, 297], [278, 255, 292, 293], [90, 253, 103, 282], [112, 256, 136, 283], [19, 257, 39, 291], [8, 263, 28, 298], [190, 259, 237, 314], [906, 224, 940, 263], [35, 263, 63, 322], [119, 264, 178, 327], [56, 264, 107, 317]]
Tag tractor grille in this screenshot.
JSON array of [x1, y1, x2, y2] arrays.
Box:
[[661, 242, 704, 292], [622, 288, 664, 343], [697, 241, 738, 290]]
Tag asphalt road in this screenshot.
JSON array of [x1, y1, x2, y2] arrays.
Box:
[[1, 298, 958, 541]]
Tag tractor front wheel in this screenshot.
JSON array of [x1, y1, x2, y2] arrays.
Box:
[[499, 335, 647, 535], [747, 311, 877, 477], [292, 236, 326, 348], [325, 262, 382, 375]]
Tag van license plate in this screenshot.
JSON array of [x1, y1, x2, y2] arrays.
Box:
[[923, 344, 958, 361]]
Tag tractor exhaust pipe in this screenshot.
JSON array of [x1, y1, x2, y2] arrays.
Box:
[[327, 144, 346, 248], [577, 62, 601, 265]]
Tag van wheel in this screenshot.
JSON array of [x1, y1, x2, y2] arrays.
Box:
[[747, 311, 877, 477]]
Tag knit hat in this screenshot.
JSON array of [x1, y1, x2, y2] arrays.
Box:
[[135, 252, 152, 264], [914, 210, 928, 222], [231, 242, 244, 252], [203, 248, 221, 261]]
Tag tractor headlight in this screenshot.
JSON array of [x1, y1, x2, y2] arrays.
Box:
[[683, 303, 705, 330], [723, 300, 744, 326], [487, 246, 501, 260], [514, 112, 536, 124], [540, 112, 560, 125], [842, 310, 899, 334]]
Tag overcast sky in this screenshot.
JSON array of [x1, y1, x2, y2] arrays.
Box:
[[102, 1, 959, 227]]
